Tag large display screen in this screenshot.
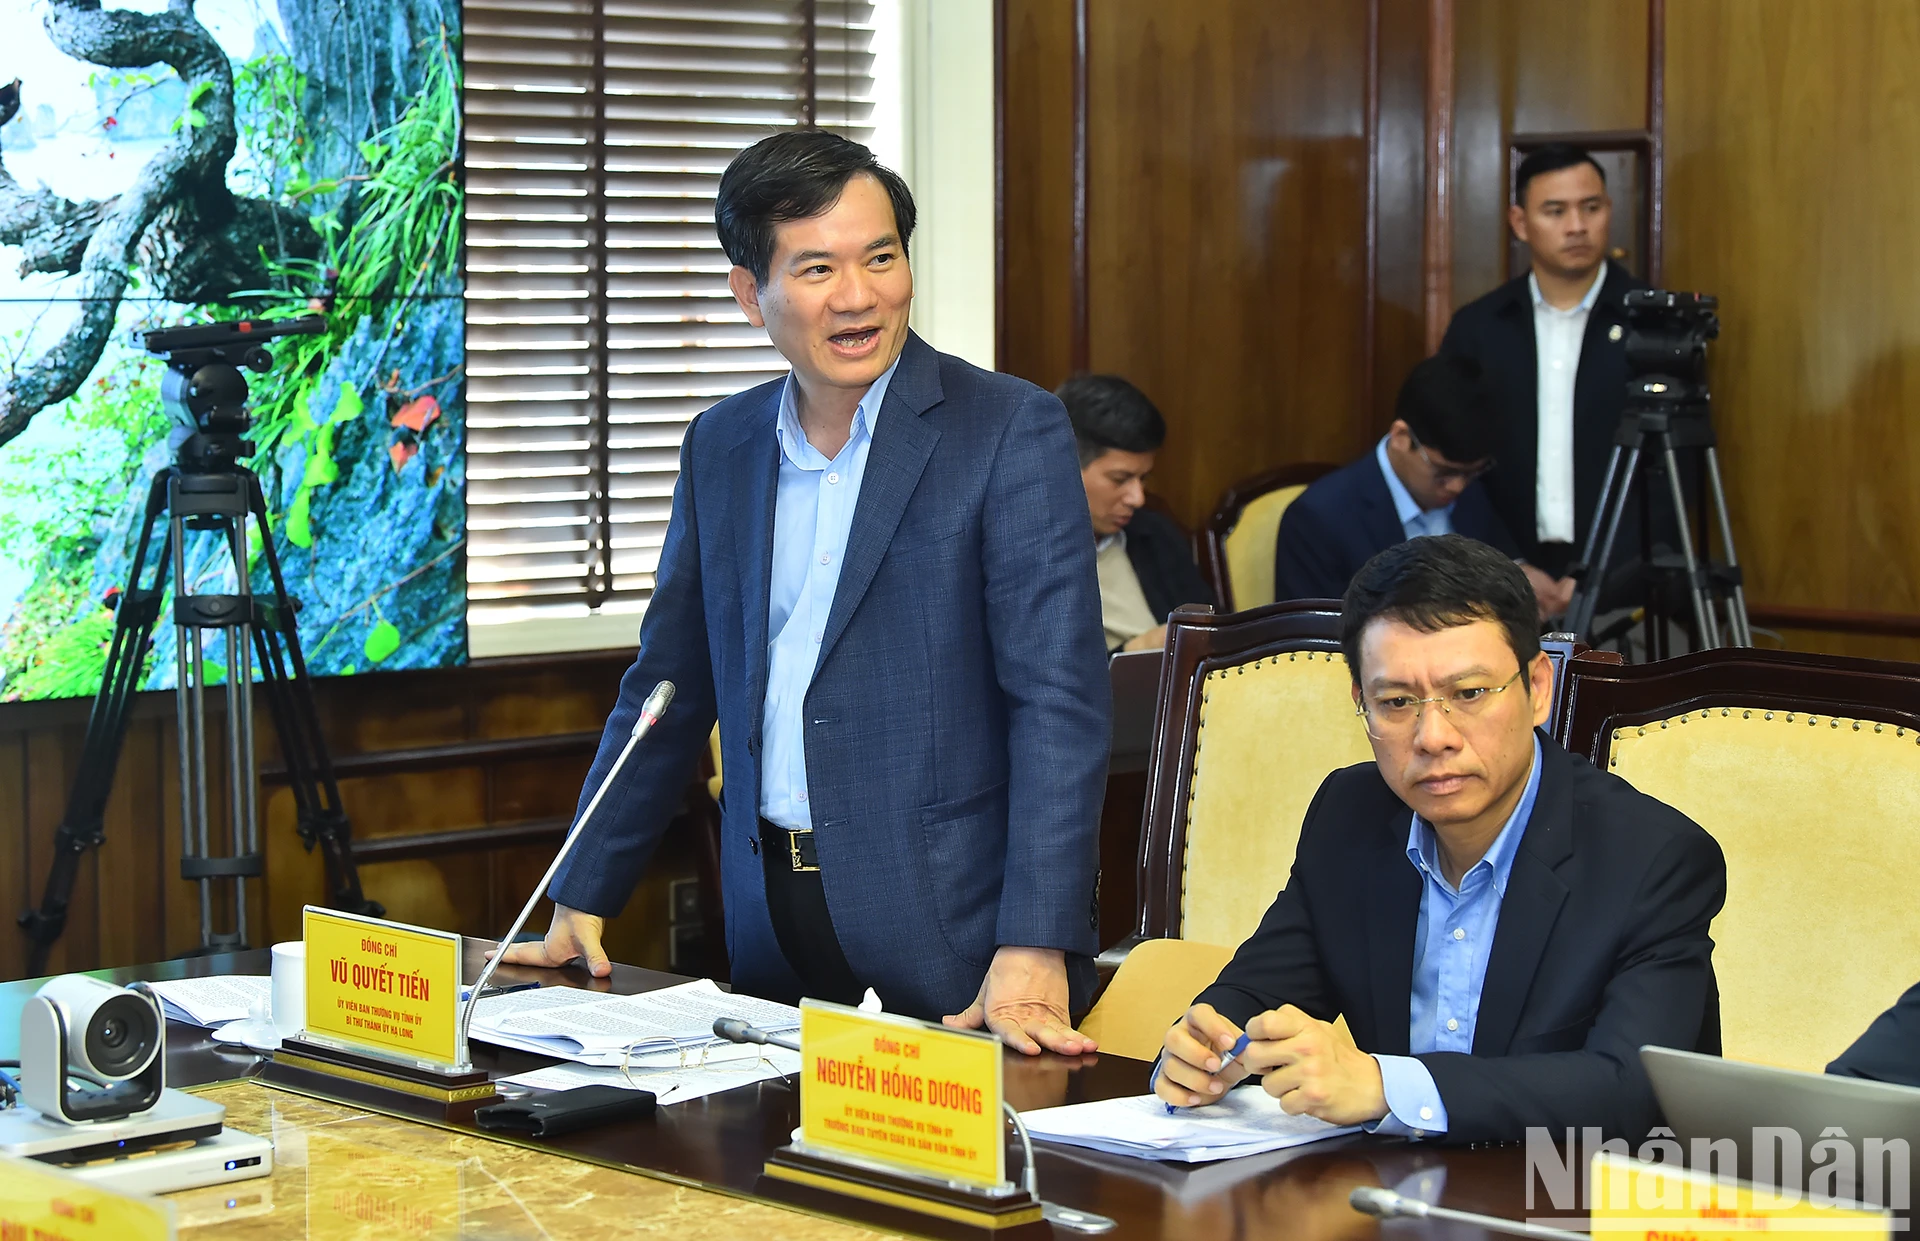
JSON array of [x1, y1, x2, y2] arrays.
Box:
[[0, 0, 464, 701]]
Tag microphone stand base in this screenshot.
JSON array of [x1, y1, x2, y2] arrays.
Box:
[[760, 1144, 1050, 1238], [259, 1036, 497, 1125]]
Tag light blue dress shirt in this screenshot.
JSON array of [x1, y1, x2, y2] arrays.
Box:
[[758, 354, 902, 831], [1370, 736, 1543, 1138], [1375, 436, 1455, 540]]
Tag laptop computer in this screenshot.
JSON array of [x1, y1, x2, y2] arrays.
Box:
[[1642, 1045, 1920, 1207]]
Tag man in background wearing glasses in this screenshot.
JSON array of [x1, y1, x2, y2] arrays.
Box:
[[1155, 535, 1725, 1143], [1273, 356, 1572, 619]]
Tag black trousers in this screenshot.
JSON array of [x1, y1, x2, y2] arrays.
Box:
[[757, 818, 865, 1006]]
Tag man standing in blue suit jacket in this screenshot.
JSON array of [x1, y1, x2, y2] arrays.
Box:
[[501, 131, 1110, 1055]]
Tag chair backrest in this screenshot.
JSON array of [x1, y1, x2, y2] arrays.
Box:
[[1078, 937, 1238, 1060], [1136, 600, 1369, 946], [1200, 463, 1337, 613], [1561, 647, 1920, 1072]]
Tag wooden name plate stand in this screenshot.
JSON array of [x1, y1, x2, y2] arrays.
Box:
[[259, 1036, 497, 1124], [760, 1144, 1049, 1239]]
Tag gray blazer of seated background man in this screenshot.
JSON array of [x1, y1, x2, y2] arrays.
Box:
[[1155, 535, 1726, 1143]]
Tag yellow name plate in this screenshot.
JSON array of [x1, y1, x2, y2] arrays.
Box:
[[1590, 1150, 1892, 1241], [304, 906, 463, 1068], [0, 1152, 174, 1240], [799, 1001, 1006, 1189]]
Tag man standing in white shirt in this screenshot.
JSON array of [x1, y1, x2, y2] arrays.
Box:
[[1439, 144, 1647, 621]]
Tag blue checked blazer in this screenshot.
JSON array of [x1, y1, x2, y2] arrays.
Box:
[[549, 332, 1111, 1018]]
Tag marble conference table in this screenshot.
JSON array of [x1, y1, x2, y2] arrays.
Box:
[[0, 946, 1543, 1240]]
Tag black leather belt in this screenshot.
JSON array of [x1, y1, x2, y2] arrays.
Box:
[[766, 823, 819, 873]]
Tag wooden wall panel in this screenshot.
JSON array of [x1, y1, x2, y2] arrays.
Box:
[[1449, 0, 1648, 306], [998, 0, 1077, 389], [1663, 1, 1920, 629], [0, 734, 22, 976], [0, 651, 705, 983], [1373, 0, 1433, 428], [1084, 0, 1373, 527]]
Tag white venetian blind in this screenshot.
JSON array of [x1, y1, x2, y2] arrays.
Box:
[[463, 0, 879, 632]]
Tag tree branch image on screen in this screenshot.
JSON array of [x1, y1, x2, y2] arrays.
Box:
[[0, 0, 466, 702]]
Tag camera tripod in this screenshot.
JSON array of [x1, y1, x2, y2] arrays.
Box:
[[19, 317, 381, 976], [1563, 387, 1752, 650]]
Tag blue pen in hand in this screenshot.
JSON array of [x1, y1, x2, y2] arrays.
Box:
[[1166, 1031, 1252, 1114]]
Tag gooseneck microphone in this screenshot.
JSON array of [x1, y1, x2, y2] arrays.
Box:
[[712, 1017, 801, 1053], [1348, 1187, 1588, 1241], [456, 681, 676, 1058]]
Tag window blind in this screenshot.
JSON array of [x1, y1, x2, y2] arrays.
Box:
[[463, 0, 880, 628]]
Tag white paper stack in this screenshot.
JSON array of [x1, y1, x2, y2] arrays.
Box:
[[147, 975, 271, 1029], [467, 978, 801, 1068], [1020, 1087, 1361, 1163], [500, 1050, 803, 1105]]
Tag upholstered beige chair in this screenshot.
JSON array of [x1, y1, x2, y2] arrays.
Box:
[[1080, 938, 1239, 1060], [1560, 648, 1920, 1073], [1200, 464, 1336, 612], [1134, 602, 1373, 949]]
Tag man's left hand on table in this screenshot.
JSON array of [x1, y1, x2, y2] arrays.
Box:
[[1239, 1004, 1390, 1127], [943, 945, 1097, 1056]]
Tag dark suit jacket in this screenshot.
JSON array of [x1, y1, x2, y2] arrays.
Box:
[[550, 332, 1111, 1019], [1438, 261, 1647, 573], [1195, 733, 1726, 1144], [1828, 982, 1920, 1087], [1123, 507, 1215, 622], [1271, 451, 1520, 603]]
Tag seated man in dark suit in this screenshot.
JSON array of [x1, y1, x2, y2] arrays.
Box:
[[1057, 374, 1215, 652], [1155, 535, 1726, 1143], [1829, 983, 1920, 1087], [1273, 355, 1540, 610]]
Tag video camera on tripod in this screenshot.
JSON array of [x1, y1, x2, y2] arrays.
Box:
[[1563, 289, 1752, 650], [18, 316, 379, 976]]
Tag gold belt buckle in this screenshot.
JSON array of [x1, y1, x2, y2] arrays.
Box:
[[787, 829, 820, 873]]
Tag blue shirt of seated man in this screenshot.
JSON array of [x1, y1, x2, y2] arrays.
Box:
[[1373, 736, 1541, 1137]]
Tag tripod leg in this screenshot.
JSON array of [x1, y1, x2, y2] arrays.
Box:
[[19, 478, 172, 976], [224, 515, 255, 948], [1573, 445, 1626, 578], [1568, 447, 1642, 638], [1701, 447, 1753, 647], [247, 474, 380, 917], [1659, 438, 1720, 648], [174, 520, 216, 948]]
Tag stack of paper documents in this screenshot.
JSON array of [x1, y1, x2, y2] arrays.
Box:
[[468, 979, 800, 1068], [500, 1050, 803, 1105], [147, 975, 271, 1029], [1021, 1087, 1361, 1163]]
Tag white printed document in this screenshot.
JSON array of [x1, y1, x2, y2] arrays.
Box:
[[467, 979, 800, 1068], [1020, 1087, 1361, 1163], [147, 975, 271, 1028]]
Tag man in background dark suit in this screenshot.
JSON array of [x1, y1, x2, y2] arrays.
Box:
[[503, 131, 1109, 1054], [1058, 374, 1214, 652], [1439, 144, 1649, 616], [1155, 535, 1726, 1143], [1272, 354, 1520, 607], [1830, 982, 1920, 1087]]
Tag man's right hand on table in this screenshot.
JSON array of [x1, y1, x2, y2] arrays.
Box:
[[1154, 1002, 1252, 1107], [493, 903, 612, 977]]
